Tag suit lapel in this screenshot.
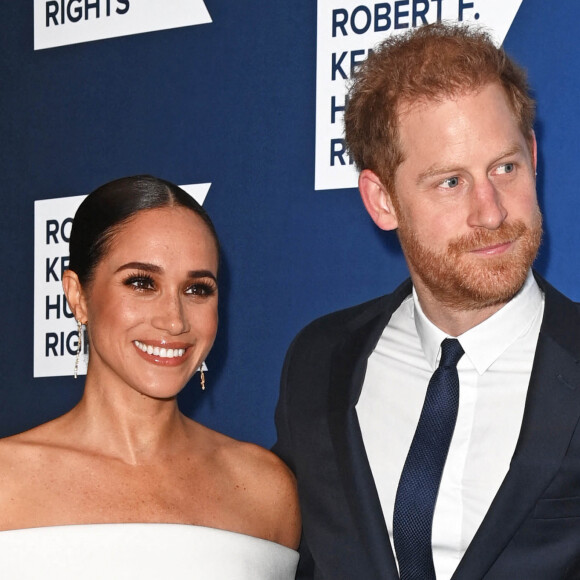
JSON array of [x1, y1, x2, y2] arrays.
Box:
[[322, 274, 580, 579], [452, 277, 580, 579], [327, 280, 412, 579]]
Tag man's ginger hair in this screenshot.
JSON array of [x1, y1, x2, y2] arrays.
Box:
[[344, 22, 535, 193]]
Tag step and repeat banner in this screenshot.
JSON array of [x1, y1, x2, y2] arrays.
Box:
[[1, 1, 579, 445]]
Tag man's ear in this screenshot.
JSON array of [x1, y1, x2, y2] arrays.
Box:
[[62, 270, 88, 323], [358, 169, 399, 231]]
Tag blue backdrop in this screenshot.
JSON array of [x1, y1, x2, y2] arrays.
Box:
[[1, 1, 579, 447]]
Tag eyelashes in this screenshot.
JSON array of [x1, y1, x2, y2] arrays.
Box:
[[187, 283, 217, 297], [186, 281, 217, 297], [123, 272, 155, 290], [122, 271, 217, 297]]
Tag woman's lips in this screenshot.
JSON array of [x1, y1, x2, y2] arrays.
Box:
[[133, 340, 191, 365]]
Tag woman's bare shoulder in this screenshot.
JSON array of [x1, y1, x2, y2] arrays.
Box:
[[193, 423, 295, 485], [226, 439, 301, 549], [0, 422, 67, 522], [0, 420, 64, 469], [225, 437, 298, 494], [190, 423, 301, 549]]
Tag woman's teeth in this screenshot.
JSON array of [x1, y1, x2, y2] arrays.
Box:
[[134, 341, 185, 358]]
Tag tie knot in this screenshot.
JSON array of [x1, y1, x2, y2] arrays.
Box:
[[439, 338, 464, 369]]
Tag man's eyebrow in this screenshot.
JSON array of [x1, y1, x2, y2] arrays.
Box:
[[416, 144, 525, 185], [416, 164, 462, 185], [490, 144, 526, 163]]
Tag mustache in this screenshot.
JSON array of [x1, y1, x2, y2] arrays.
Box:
[[448, 220, 528, 254]]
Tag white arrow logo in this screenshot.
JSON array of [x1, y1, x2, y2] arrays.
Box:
[[181, 183, 211, 206], [34, 0, 212, 50]]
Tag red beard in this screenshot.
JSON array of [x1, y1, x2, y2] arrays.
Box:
[[397, 210, 543, 311]]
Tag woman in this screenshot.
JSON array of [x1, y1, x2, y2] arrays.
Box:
[[0, 176, 300, 578]]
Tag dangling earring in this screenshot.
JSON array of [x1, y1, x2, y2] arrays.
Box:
[[200, 364, 206, 391], [74, 320, 82, 379]]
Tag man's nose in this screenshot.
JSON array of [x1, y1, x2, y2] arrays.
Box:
[[467, 178, 507, 230]]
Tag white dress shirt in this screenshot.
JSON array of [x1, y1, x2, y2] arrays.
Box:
[[356, 271, 544, 579]]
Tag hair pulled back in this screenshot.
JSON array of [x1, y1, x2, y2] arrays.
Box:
[[68, 175, 220, 285]]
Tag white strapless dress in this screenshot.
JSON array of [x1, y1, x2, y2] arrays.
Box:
[[0, 523, 299, 579]]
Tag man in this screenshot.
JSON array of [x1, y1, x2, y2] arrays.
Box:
[[274, 23, 580, 580]]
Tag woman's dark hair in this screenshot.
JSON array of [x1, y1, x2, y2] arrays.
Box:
[[69, 175, 220, 285]]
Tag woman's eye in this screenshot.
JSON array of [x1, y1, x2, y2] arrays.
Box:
[[441, 176, 460, 189], [124, 275, 155, 290], [186, 282, 216, 297]]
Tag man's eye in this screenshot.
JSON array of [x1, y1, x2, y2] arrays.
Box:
[[497, 163, 515, 174], [441, 176, 460, 188]]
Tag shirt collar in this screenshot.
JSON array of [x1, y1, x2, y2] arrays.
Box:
[[413, 270, 544, 374]]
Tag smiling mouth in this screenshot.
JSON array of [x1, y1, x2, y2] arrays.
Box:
[[133, 340, 186, 359], [470, 240, 514, 255]]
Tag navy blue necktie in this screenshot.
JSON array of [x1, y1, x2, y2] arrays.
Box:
[[393, 338, 464, 580]]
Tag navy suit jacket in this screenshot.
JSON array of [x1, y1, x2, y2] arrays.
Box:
[[274, 273, 580, 579]]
